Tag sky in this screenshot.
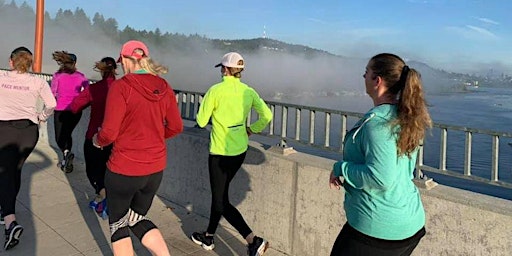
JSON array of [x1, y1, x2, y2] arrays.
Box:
[[11, 0, 512, 74]]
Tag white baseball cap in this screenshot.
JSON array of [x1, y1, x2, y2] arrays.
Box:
[[215, 52, 245, 68]]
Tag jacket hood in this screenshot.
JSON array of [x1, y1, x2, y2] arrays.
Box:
[[350, 104, 397, 142], [124, 73, 169, 102], [367, 104, 397, 121]]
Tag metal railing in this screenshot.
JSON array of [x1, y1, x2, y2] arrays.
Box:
[[175, 89, 512, 189], [14, 70, 512, 189]]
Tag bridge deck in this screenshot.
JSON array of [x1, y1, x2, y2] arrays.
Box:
[[0, 142, 285, 256]]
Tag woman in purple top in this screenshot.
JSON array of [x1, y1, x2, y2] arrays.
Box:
[[0, 46, 56, 250], [51, 51, 89, 173]]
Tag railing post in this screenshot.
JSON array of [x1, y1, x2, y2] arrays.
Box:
[[340, 115, 347, 153], [464, 131, 472, 176], [193, 94, 200, 120], [295, 108, 301, 141], [324, 113, 330, 147], [281, 106, 288, 138], [177, 92, 183, 115], [309, 110, 315, 144], [185, 93, 191, 119], [491, 135, 499, 181], [269, 104, 275, 135], [439, 128, 447, 171], [416, 140, 424, 178]]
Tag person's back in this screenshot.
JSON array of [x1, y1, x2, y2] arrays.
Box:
[[329, 53, 431, 256], [192, 52, 271, 256], [0, 70, 55, 123], [69, 56, 117, 218], [205, 76, 268, 155], [0, 46, 56, 251], [93, 40, 182, 256], [50, 51, 88, 173], [52, 71, 89, 110], [101, 73, 178, 175], [80, 77, 112, 138]]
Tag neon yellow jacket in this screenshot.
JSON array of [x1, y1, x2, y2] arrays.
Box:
[[196, 76, 272, 156]]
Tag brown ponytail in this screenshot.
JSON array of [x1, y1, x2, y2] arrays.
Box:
[[52, 51, 77, 74], [370, 53, 432, 156]]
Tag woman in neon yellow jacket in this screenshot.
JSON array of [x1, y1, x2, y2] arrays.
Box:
[[329, 53, 432, 256], [191, 52, 272, 256]]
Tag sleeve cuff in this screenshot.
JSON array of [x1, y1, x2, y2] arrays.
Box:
[[333, 161, 343, 177]]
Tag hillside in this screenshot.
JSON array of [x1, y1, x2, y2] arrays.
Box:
[[1, 1, 510, 94]]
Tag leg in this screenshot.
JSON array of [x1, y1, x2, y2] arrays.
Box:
[[111, 237, 134, 256], [60, 111, 82, 152], [60, 111, 82, 173], [141, 227, 169, 256], [0, 120, 37, 250], [129, 172, 169, 256], [0, 121, 38, 221], [105, 170, 137, 255], [330, 223, 374, 256], [14, 123, 38, 199], [53, 111, 65, 152], [84, 140, 98, 192], [84, 139, 110, 194], [205, 154, 229, 235], [0, 138, 19, 224], [84, 140, 108, 214], [216, 152, 253, 239], [330, 223, 426, 256], [96, 144, 112, 194]]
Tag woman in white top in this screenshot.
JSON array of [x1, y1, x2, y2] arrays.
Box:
[[0, 46, 56, 251]]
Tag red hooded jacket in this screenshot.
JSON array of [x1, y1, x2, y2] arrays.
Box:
[[96, 73, 183, 176]]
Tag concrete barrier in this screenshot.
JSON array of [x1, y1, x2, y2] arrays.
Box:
[[40, 112, 512, 255], [161, 127, 512, 256]]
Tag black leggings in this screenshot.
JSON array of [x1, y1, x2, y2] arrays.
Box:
[[0, 120, 38, 217], [105, 170, 163, 242], [206, 152, 252, 239], [330, 222, 425, 256], [53, 110, 82, 153], [84, 139, 112, 194]]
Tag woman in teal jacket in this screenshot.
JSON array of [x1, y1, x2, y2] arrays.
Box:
[[329, 53, 432, 256]]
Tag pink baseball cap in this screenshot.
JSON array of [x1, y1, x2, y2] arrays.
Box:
[[117, 40, 150, 62]]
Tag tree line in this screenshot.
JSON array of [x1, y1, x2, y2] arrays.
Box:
[[0, 0, 331, 58]]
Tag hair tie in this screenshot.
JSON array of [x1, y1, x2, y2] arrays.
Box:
[[401, 65, 410, 77], [397, 65, 410, 89]]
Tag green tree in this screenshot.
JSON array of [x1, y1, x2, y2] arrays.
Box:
[[74, 7, 91, 26], [19, 1, 33, 14], [103, 17, 119, 39], [92, 12, 105, 28]]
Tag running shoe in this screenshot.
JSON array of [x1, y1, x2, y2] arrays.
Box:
[[191, 232, 215, 250], [247, 236, 269, 256], [4, 221, 23, 250]]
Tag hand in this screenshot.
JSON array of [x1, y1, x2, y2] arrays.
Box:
[[92, 133, 102, 149], [329, 170, 343, 190], [246, 127, 253, 136]]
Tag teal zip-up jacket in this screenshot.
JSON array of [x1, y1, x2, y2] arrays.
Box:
[[333, 104, 425, 240], [196, 76, 272, 156]]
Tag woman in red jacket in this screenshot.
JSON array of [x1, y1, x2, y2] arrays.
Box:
[[93, 40, 183, 256], [70, 57, 117, 219]]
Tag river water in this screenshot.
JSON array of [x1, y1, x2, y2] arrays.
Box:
[[263, 85, 512, 199]]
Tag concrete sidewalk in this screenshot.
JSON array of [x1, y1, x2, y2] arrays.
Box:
[[0, 142, 286, 256]]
